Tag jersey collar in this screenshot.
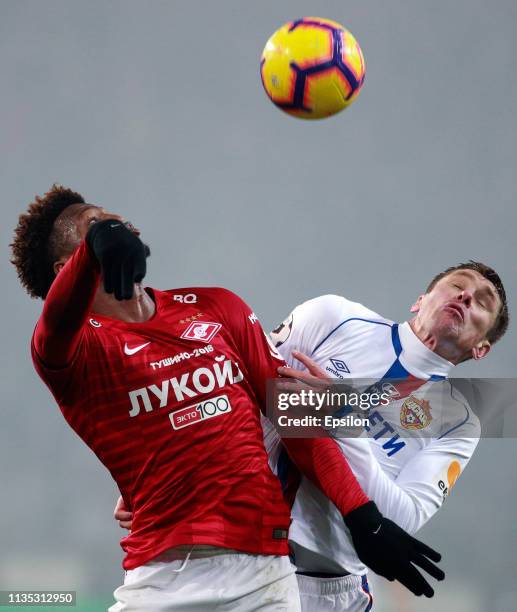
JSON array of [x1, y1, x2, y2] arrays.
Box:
[[397, 321, 454, 379]]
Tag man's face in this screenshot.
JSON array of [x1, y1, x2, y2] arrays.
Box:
[[410, 270, 501, 361], [52, 203, 142, 274], [59, 203, 140, 241]]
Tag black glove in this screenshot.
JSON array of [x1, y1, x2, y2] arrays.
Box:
[[86, 219, 147, 301], [345, 501, 445, 597]]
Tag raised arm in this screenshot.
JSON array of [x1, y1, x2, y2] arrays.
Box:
[[33, 220, 147, 368], [33, 240, 100, 368]]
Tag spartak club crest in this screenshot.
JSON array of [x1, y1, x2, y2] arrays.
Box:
[[400, 395, 432, 430]]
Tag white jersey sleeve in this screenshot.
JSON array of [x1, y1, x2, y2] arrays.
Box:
[[337, 432, 479, 534], [270, 294, 370, 367]]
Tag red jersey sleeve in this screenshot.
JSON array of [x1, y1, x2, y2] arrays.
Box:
[[32, 240, 100, 370], [211, 289, 369, 516]]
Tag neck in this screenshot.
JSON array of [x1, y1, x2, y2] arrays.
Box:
[[408, 318, 463, 365], [92, 284, 156, 323]]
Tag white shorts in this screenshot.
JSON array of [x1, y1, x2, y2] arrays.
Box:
[[109, 552, 301, 611], [296, 573, 373, 612]]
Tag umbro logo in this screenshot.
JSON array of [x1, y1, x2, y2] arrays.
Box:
[[330, 359, 350, 374], [124, 341, 151, 356], [325, 358, 350, 379]]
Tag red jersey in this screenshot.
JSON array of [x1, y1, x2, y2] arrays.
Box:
[[32, 241, 369, 570]]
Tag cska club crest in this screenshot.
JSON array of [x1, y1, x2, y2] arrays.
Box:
[[400, 395, 432, 430]]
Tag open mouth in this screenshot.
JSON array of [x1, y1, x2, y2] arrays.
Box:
[[444, 303, 464, 322]]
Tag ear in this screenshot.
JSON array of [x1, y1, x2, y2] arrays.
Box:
[[410, 295, 424, 314], [53, 258, 68, 276], [471, 341, 491, 361]]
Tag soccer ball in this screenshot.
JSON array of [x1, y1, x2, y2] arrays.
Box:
[[260, 17, 366, 120]]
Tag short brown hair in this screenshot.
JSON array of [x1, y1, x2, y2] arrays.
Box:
[[10, 184, 85, 299], [426, 261, 509, 344]]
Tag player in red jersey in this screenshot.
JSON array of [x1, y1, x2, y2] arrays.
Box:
[[11, 185, 444, 611]]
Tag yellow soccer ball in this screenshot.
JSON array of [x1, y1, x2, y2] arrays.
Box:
[[260, 17, 366, 119]]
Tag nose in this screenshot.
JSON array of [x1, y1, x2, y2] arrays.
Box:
[[457, 289, 472, 307]]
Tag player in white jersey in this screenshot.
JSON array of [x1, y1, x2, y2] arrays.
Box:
[[263, 261, 508, 611], [115, 261, 508, 611]]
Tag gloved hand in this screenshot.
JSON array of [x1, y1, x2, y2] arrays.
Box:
[[344, 501, 445, 597], [86, 219, 147, 300]]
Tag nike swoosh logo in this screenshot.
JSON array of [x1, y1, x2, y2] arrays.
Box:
[[373, 524, 382, 535], [124, 341, 151, 356]]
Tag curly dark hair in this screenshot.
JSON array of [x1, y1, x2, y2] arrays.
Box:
[[10, 184, 86, 299], [425, 261, 509, 344]]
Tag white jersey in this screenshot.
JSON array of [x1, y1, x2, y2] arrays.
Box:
[[263, 295, 480, 575]]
